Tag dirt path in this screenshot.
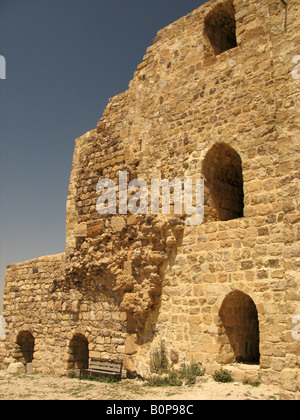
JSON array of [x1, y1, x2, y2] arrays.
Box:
[[0, 371, 281, 400]]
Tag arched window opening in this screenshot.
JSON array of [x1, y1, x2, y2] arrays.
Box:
[[69, 333, 89, 372], [204, 0, 237, 55], [202, 143, 244, 221], [218, 291, 260, 365], [16, 331, 35, 364]]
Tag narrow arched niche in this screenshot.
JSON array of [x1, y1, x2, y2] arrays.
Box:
[[218, 291, 260, 364], [202, 142, 244, 221]]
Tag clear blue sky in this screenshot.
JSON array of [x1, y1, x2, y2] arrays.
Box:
[[0, 0, 207, 308]]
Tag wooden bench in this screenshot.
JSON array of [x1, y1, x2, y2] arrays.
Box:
[[80, 359, 122, 380]]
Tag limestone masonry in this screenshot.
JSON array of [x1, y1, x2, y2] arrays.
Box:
[[1, 0, 299, 399]]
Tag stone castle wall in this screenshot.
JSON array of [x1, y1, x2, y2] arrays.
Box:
[[1, 0, 299, 398]]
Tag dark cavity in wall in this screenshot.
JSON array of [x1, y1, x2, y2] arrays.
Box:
[[204, 0, 237, 55]]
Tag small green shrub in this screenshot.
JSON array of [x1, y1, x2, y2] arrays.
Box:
[[149, 343, 206, 387], [150, 341, 169, 374], [180, 361, 206, 385], [146, 375, 168, 387], [213, 368, 233, 383], [168, 370, 183, 387], [147, 370, 183, 387], [148, 357, 205, 388], [250, 381, 261, 388]]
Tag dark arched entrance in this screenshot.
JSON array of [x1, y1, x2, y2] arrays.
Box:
[[69, 333, 89, 372], [16, 331, 35, 364], [218, 291, 260, 364]]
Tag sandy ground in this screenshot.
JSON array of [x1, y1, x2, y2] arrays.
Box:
[[0, 371, 281, 400]]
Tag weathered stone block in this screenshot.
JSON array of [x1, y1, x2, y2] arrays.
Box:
[[7, 362, 26, 374]]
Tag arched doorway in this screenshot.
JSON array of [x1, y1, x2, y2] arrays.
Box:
[[202, 143, 244, 221], [16, 331, 35, 364], [69, 333, 89, 372], [218, 291, 260, 364]]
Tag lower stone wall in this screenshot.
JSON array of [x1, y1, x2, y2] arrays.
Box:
[[0, 214, 299, 398], [0, 253, 127, 376], [132, 216, 300, 398]]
